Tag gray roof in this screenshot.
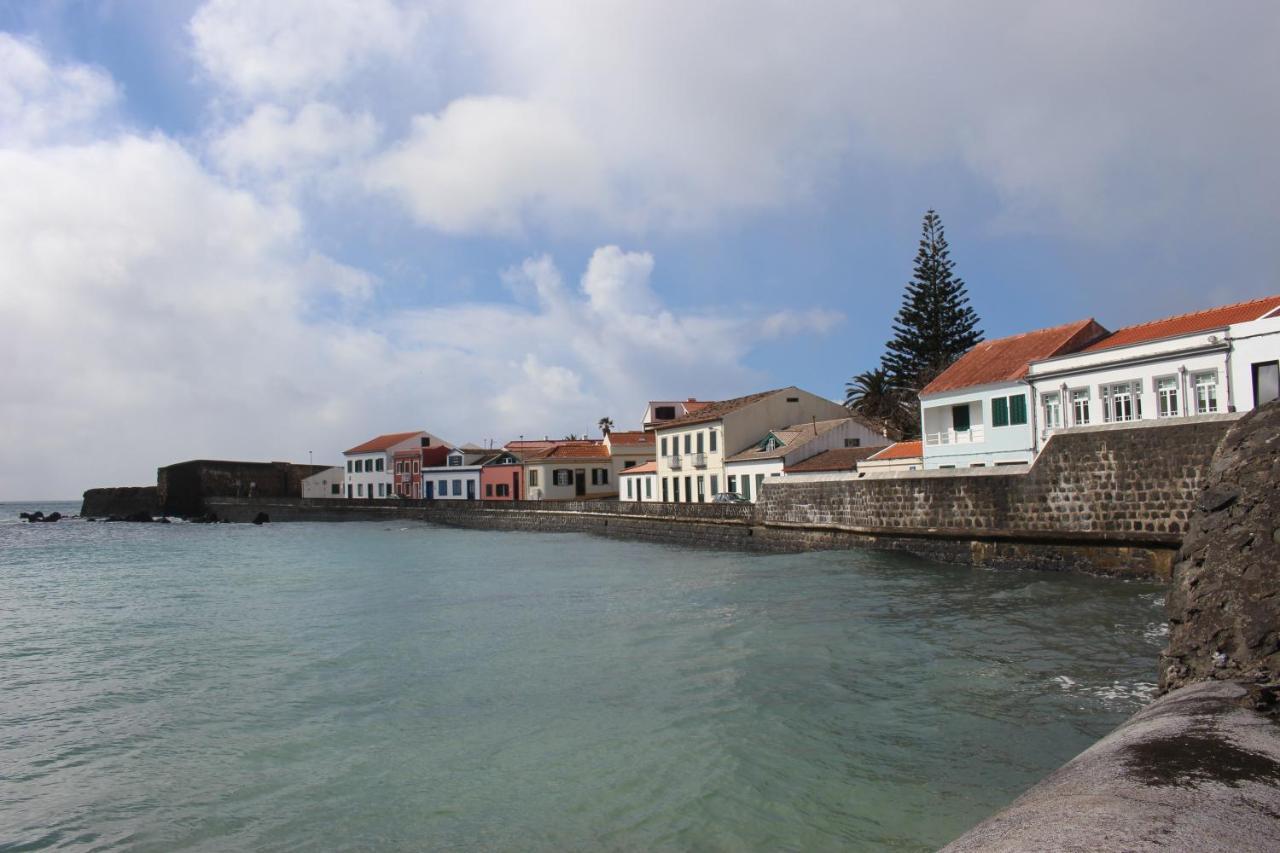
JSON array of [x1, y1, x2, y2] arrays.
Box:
[[725, 417, 863, 463]]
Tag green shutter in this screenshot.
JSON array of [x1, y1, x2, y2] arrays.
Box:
[[992, 397, 1009, 427], [1009, 395, 1027, 425]]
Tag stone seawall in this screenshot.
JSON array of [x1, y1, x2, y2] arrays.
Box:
[[81, 486, 160, 518]]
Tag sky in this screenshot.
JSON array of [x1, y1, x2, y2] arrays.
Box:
[[1, 1, 1278, 500]]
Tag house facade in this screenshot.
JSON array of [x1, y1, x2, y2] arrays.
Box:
[[651, 386, 849, 503], [1026, 296, 1280, 448], [480, 451, 524, 501], [603, 430, 656, 477], [421, 446, 491, 500], [856, 440, 925, 475], [724, 415, 891, 501], [619, 460, 658, 502], [919, 320, 1109, 469], [344, 431, 450, 499], [642, 399, 709, 430], [778, 447, 882, 483], [523, 443, 616, 500]]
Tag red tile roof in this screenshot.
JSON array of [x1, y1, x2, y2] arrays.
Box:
[[921, 320, 1108, 395], [619, 460, 658, 475], [344, 431, 424, 454], [783, 447, 880, 473], [607, 431, 654, 445], [526, 444, 612, 462], [1081, 295, 1280, 353], [866, 440, 924, 461]]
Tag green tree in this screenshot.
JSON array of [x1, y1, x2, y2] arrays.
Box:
[[598, 417, 614, 436], [878, 209, 982, 435], [844, 368, 908, 434]]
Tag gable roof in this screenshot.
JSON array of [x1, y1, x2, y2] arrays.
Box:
[[1081, 294, 1280, 353], [526, 444, 612, 462], [783, 447, 880, 473], [619, 460, 658, 475], [865, 440, 924, 461], [724, 417, 863, 463], [344, 431, 423, 454], [607, 430, 654, 446], [651, 388, 788, 430], [921, 319, 1108, 395]]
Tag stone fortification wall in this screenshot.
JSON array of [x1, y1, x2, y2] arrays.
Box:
[[158, 460, 330, 516], [759, 415, 1238, 542], [80, 486, 159, 518]]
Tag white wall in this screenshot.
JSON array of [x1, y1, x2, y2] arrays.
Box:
[[1228, 316, 1280, 409], [301, 466, 344, 498], [619, 472, 658, 502], [344, 452, 394, 498], [524, 460, 616, 500], [421, 467, 482, 500], [920, 382, 1035, 468], [724, 458, 781, 502]]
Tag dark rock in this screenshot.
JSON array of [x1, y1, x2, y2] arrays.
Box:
[[80, 486, 159, 519], [20, 511, 44, 521], [124, 511, 153, 523], [252, 512, 270, 525], [44, 512, 61, 523], [1162, 400, 1280, 713]]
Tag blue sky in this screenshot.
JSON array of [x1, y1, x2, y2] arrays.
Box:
[[1, 1, 1277, 499]]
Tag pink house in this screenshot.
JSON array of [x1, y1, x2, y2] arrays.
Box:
[[479, 451, 524, 501]]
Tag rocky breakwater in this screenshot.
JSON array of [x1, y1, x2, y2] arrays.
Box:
[[943, 401, 1280, 852], [81, 486, 160, 520]]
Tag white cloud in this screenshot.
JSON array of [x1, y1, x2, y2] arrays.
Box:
[[0, 33, 117, 145], [357, 1, 1280, 242], [365, 96, 608, 235], [190, 0, 428, 99], [211, 102, 380, 183]]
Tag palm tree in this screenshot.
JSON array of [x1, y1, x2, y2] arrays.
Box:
[[563, 433, 580, 441], [845, 367, 915, 437], [598, 416, 614, 436]]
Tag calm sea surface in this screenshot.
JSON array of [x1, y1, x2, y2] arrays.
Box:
[[1, 502, 1166, 851]]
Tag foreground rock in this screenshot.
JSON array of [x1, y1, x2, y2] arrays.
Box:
[[81, 486, 159, 519], [19, 511, 61, 522], [1161, 401, 1280, 711]]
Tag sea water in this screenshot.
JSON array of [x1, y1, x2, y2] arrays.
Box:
[[0, 504, 1166, 851]]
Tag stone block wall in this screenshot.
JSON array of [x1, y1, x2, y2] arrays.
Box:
[[759, 416, 1239, 542], [158, 460, 330, 516]]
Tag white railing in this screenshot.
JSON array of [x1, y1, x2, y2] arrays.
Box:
[[690, 453, 707, 468], [924, 425, 986, 446], [665, 454, 683, 470]]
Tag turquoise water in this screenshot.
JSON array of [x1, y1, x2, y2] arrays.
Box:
[[1, 503, 1166, 851]]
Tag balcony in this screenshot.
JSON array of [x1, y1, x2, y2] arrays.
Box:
[[690, 453, 707, 468], [665, 454, 683, 470], [924, 425, 986, 446]]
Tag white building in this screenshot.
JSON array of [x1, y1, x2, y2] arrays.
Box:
[[301, 466, 344, 498], [603, 430, 657, 477], [421, 446, 492, 501], [619, 460, 659, 502], [1027, 296, 1280, 448], [853, 440, 925, 476], [344, 431, 451, 499], [642, 399, 710, 430], [918, 320, 1110, 469], [651, 386, 850, 503], [523, 443, 617, 500], [723, 416, 891, 501], [779, 446, 884, 483]]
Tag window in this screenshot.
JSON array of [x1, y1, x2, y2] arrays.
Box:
[[486, 484, 494, 497], [697, 476, 705, 502], [661, 437, 668, 456], [357, 483, 364, 496], [645, 478, 652, 499], [438, 479, 447, 495], [684, 476, 692, 503], [624, 460, 636, 469], [952, 404, 971, 432], [710, 475, 719, 495], [786, 396, 799, 402], [662, 478, 669, 501], [672, 478, 680, 501], [452, 480, 462, 496], [591, 468, 609, 486], [741, 475, 751, 500], [696, 432, 704, 453], [728, 475, 737, 493], [1194, 371, 1219, 413], [347, 484, 352, 498], [844, 438, 862, 448], [683, 434, 691, 453], [1104, 381, 1142, 422], [626, 479, 634, 498], [709, 431, 718, 452], [346, 460, 352, 472], [376, 458, 384, 472], [1157, 377, 1180, 418], [992, 396, 1009, 427], [414, 461, 420, 474], [529, 469, 538, 487], [755, 474, 765, 497], [331, 483, 340, 495], [655, 405, 675, 420], [764, 436, 780, 451], [1072, 389, 1091, 425], [553, 469, 573, 487], [448, 455, 462, 466], [1009, 395, 1027, 425], [1254, 361, 1280, 406], [496, 484, 509, 497], [1042, 392, 1062, 429]]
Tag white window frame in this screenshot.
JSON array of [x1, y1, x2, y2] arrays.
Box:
[[1156, 375, 1180, 418], [1042, 392, 1062, 430], [1194, 371, 1219, 414], [1071, 389, 1091, 426]]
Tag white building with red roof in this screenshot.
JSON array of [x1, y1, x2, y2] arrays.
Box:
[[1027, 295, 1280, 447], [618, 460, 658, 502], [343, 430, 451, 500]]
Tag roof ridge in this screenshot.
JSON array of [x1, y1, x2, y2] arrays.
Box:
[[1104, 294, 1280, 333], [974, 318, 1095, 346]]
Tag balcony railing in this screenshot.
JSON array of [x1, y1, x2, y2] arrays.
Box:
[[690, 453, 707, 468], [924, 425, 986, 446], [665, 454, 683, 470]]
